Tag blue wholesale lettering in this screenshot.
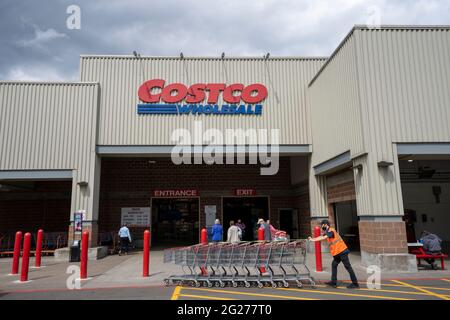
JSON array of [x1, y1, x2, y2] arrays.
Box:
[[137, 103, 263, 115]]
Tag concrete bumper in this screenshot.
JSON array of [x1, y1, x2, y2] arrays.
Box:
[[361, 251, 418, 273], [54, 246, 109, 261]]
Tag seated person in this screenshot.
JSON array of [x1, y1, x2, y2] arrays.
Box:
[[420, 231, 443, 270]]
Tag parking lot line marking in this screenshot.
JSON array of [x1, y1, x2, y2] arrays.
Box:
[[171, 286, 182, 300], [278, 287, 412, 300], [182, 287, 317, 300], [339, 280, 450, 292], [314, 284, 450, 297], [391, 280, 449, 301], [178, 293, 233, 300]]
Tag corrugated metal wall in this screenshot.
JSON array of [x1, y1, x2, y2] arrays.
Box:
[[0, 82, 100, 217], [309, 26, 450, 217], [308, 35, 365, 166], [354, 27, 450, 216], [356, 27, 450, 158], [80, 56, 325, 146]]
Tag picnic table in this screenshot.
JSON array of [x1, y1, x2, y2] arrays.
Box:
[[408, 242, 448, 270]]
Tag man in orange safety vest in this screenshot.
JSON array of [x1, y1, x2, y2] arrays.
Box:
[[308, 219, 360, 289]]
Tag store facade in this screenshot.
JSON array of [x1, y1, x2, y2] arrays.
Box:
[[1, 26, 449, 270]]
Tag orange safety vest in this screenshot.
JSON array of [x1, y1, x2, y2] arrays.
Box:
[[326, 227, 348, 256]]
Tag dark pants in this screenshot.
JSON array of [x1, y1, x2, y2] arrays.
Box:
[[331, 252, 358, 285], [425, 251, 441, 265], [120, 237, 129, 253]]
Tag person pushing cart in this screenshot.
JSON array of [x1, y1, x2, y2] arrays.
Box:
[[308, 219, 360, 289]]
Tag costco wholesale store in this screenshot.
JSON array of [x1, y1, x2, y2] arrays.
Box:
[[1, 26, 450, 271]]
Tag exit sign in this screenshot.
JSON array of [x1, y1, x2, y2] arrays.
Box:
[[234, 189, 257, 196]]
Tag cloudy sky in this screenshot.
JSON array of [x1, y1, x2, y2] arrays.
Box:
[[1, 0, 449, 81]]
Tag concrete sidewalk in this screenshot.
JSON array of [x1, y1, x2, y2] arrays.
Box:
[[1, 250, 449, 292], [81, 250, 450, 288]]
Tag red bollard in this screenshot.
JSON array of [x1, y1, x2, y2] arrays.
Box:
[[143, 230, 150, 277], [200, 228, 208, 276], [11, 231, 22, 275], [20, 233, 31, 282], [80, 230, 89, 279], [314, 226, 323, 272], [35, 229, 44, 268], [258, 227, 266, 273], [201, 228, 207, 245]]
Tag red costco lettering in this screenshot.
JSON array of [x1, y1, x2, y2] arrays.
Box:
[[138, 80, 267, 104]]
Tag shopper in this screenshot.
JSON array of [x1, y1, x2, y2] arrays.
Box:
[[420, 231, 443, 270], [257, 218, 273, 241], [227, 220, 242, 243], [236, 219, 246, 240], [118, 223, 132, 256], [210, 219, 223, 243], [308, 219, 359, 289]]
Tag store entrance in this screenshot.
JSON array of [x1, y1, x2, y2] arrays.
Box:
[[151, 197, 199, 246], [222, 197, 269, 241]]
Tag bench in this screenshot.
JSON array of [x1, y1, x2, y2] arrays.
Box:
[[410, 247, 448, 270]]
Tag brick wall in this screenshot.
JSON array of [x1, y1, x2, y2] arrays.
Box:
[[293, 183, 311, 238], [358, 221, 408, 254], [327, 181, 356, 203], [98, 157, 310, 240], [326, 170, 356, 204]]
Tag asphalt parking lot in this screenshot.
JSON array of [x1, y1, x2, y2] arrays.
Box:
[[170, 279, 450, 300], [1, 278, 449, 300]]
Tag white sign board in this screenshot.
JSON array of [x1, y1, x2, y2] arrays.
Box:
[[205, 205, 217, 227], [121, 207, 151, 227]]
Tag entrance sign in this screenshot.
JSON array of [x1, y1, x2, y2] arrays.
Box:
[[121, 207, 150, 227], [234, 189, 257, 196], [152, 189, 199, 197]]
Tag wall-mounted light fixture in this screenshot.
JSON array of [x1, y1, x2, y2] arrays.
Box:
[[378, 161, 394, 168], [77, 181, 88, 187]]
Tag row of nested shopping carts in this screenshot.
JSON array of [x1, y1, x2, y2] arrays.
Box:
[[163, 240, 316, 289]]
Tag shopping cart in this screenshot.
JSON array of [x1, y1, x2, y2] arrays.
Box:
[[163, 240, 315, 288]]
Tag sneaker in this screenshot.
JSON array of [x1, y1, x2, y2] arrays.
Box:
[[325, 281, 337, 288], [347, 283, 360, 289]]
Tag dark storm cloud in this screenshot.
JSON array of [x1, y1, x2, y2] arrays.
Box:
[[0, 0, 449, 81]]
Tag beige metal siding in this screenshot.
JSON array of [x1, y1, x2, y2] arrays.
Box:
[[354, 28, 450, 216], [0, 82, 100, 215], [80, 56, 325, 146], [308, 34, 365, 167], [356, 28, 450, 158]]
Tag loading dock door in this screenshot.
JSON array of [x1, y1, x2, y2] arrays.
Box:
[[333, 201, 359, 251]]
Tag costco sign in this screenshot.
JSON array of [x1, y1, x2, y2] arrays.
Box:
[[137, 79, 267, 115]]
